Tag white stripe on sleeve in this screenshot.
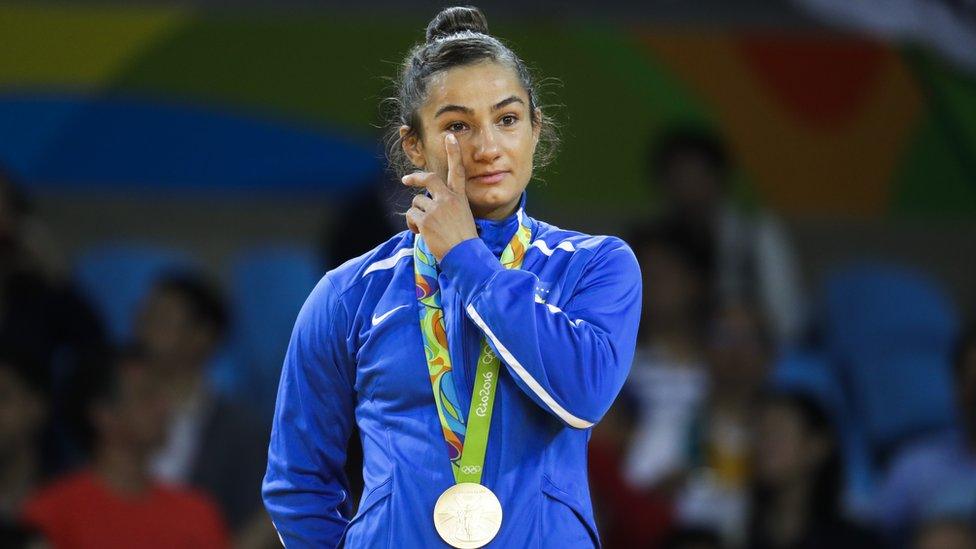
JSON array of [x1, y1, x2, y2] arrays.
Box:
[[465, 304, 594, 429]]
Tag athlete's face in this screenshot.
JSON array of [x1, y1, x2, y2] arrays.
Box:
[[403, 61, 541, 220]]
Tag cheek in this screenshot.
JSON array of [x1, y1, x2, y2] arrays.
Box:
[[509, 129, 536, 165], [421, 141, 448, 176]]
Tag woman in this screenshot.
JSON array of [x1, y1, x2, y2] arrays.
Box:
[[263, 6, 641, 548]]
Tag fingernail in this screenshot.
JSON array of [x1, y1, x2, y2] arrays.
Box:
[[447, 134, 457, 144]]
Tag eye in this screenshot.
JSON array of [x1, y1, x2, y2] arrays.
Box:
[[447, 121, 468, 133], [500, 114, 518, 126]]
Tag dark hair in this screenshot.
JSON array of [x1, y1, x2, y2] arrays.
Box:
[[383, 6, 558, 178], [153, 270, 230, 339], [649, 126, 730, 185]]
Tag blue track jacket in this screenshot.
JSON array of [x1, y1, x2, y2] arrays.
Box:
[[263, 195, 642, 548]]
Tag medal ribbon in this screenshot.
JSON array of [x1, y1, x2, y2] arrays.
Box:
[[414, 210, 532, 484]]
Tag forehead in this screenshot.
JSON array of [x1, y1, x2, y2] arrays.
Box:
[[423, 61, 525, 111]]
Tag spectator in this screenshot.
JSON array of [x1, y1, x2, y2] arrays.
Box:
[[676, 301, 773, 545], [136, 271, 274, 546], [589, 389, 674, 548], [624, 224, 710, 492], [913, 517, 976, 549], [320, 179, 401, 271], [874, 324, 976, 543], [648, 127, 805, 344], [747, 391, 881, 549], [0, 353, 47, 525], [0, 167, 63, 280], [22, 350, 229, 548], [0, 168, 108, 472]]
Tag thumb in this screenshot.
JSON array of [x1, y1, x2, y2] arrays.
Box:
[[445, 134, 466, 195]]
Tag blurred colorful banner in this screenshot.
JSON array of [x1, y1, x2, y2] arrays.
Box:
[[1, 4, 974, 216]]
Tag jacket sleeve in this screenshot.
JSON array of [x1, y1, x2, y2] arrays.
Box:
[[439, 236, 641, 429], [262, 275, 356, 548]]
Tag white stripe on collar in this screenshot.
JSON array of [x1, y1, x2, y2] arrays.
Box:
[[363, 247, 412, 277], [530, 240, 575, 256]]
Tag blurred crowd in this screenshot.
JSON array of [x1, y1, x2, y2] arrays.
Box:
[[588, 129, 976, 549], [0, 125, 973, 549], [0, 169, 276, 548]]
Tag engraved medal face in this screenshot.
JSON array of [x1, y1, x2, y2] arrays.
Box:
[[433, 483, 503, 548]]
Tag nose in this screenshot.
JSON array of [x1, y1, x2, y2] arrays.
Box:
[[470, 124, 501, 164]]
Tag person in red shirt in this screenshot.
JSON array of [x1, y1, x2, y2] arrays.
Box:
[[22, 350, 229, 549]]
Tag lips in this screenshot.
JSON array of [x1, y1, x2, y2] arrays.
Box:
[[469, 170, 510, 185]]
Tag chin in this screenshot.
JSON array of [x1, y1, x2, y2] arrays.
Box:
[[468, 186, 521, 218]]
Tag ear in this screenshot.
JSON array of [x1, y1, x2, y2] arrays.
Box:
[[399, 125, 426, 170]]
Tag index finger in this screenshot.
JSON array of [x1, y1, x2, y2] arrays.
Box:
[[445, 134, 465, 194], [401, 171, 448, 195]]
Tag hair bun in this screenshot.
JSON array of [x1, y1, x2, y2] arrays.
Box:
[[425, 6, 489, 43]]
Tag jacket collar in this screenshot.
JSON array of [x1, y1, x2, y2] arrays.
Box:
[[474, 192, 528, 257]]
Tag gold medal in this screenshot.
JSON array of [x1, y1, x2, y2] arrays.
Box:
[[433, 482, 503, 548]]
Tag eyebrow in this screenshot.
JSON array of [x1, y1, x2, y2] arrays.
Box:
[[434, 95, 526, 118]]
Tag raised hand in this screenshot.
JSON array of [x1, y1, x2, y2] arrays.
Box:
[[402, 134, 478, 261]]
